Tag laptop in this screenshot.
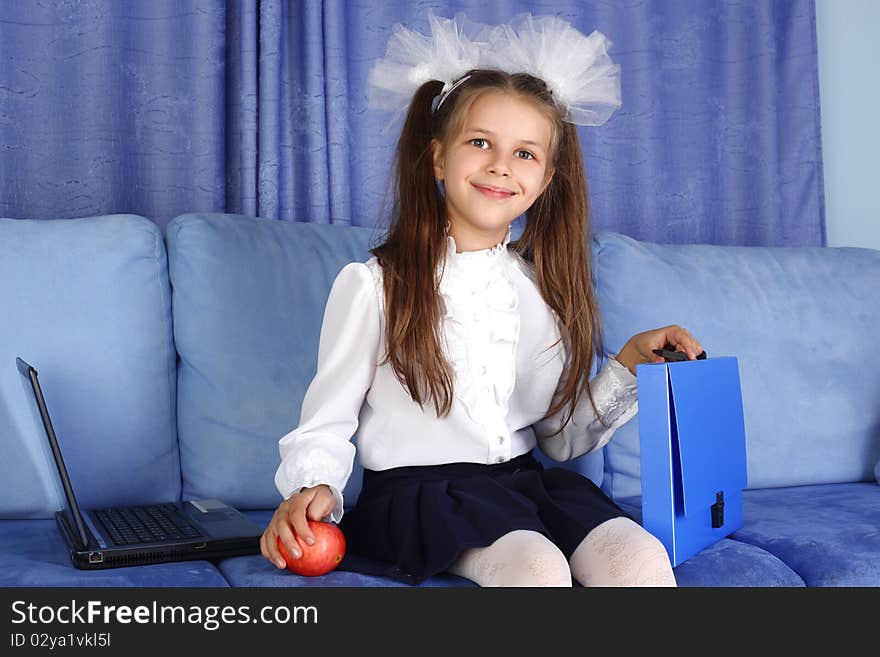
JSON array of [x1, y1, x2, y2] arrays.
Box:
[[16, 356, 264, 570]]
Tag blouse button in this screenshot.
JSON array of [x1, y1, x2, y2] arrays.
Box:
[[479, 366, 487, 375], [498, 436, 505, 445], [496, 456, 505, 463]]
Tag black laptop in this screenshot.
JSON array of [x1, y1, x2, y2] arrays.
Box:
[[17, 357, 264, 570]]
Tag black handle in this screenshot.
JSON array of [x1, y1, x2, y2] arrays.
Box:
[[652, 348, 708, 363]]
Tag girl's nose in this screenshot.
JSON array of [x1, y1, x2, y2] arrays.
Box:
[[488, 157, 512, 176]]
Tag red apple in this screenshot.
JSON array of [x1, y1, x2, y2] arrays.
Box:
[[277, 520, 346, 576]]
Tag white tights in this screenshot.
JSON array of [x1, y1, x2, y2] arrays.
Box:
[[447, 517, 676, 587]]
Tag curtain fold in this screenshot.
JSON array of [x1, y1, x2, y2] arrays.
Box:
[[0, 0, 825, 246], [0, 0, 227, 233], [226, 0, 259, 218]]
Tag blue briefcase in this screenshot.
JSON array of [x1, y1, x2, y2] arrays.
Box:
[[636, 356, 748, 566]]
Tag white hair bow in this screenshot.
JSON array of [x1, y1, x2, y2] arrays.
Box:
[[367, 10, 622, 127]]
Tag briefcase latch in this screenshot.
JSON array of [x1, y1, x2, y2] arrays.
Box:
[[711, 491, 724, 528]]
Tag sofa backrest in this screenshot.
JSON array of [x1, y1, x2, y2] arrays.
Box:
[[593, 231, 880, 500], [0, 215, 180, 518], [166, 213, 377, 509]]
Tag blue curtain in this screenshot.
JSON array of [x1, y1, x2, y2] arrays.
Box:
[[1, 0, 824, 246], [0, 0, 227, 233]]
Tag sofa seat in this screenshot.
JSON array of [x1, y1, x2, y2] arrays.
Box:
[[613, 500, 805, 587], [217, 510, 476, 587], [226, 511, 804, 587], [0, 519, 230, 587], [618, 482, 880, 586], [730, 482, 880, 586]]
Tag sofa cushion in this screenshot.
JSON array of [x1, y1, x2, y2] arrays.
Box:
[[218, 555, 476, 587], [0, 215, 180, 517], [0, 519, 228, 587], [593, 231, 880, 500], [167, 213, 376, 509], [731, 483, 880, 586], [670, 539, 805, 587], [217, 510, 476, 587], [614, 498, 805, 587], [226, 508, 800, 587]]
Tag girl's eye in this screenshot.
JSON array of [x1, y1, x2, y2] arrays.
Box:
[[468, 139, 535, 160]]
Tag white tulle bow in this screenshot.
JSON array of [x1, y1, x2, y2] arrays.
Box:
[[482, 14, 622, 126], [367, 12, 485, 119], [367, 10, 622, 127]]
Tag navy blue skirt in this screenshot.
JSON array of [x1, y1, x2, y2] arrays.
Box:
[[336, 450, 631, 585]]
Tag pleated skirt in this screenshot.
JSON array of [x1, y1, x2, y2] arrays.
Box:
[[336, 450, 632, 585]]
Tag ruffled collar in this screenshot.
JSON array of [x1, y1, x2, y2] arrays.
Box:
[[445, 226, 512, 261]]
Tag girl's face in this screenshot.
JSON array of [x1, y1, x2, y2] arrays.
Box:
[[432, 90, 555, 251]]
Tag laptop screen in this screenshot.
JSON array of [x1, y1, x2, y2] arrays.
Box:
[[16, 357, 91, 550]]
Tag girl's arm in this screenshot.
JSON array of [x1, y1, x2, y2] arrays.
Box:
[[532, 356, 638, 461], [533, 325, 703, 461], [274, 262, 380, 522]]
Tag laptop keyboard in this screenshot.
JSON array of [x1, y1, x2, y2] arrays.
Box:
[[95, 503, 203, 545]]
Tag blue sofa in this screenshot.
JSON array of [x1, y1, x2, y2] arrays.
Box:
[[2, 212, 878, 587]]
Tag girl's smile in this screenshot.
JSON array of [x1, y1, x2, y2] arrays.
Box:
[[471, 182, 517, 199]]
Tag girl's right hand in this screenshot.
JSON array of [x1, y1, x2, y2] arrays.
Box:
[[260, 484, 336, 569]]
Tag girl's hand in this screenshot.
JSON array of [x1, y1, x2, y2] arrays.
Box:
[[260, 484, 336, 569], [614, 325, 704, 376]]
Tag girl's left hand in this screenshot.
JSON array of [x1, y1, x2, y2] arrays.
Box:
[[614, 325, 704, 376]]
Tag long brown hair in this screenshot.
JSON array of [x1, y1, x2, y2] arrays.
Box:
[[371, 69, 606, 434]]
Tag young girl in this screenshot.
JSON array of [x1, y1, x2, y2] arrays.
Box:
[[261, 14, 703, 586]]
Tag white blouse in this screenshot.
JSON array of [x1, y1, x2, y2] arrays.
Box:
[[275, 231, 639, 522]]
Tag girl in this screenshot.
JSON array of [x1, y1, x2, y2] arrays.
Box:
[[261, 14, 702, 586]]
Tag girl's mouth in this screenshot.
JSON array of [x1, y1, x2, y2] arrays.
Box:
[[472, 183, 515, 199]]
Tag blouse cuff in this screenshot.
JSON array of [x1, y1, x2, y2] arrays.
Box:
[[591, 355, 639, 426], [275, 448, 352, 523]]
